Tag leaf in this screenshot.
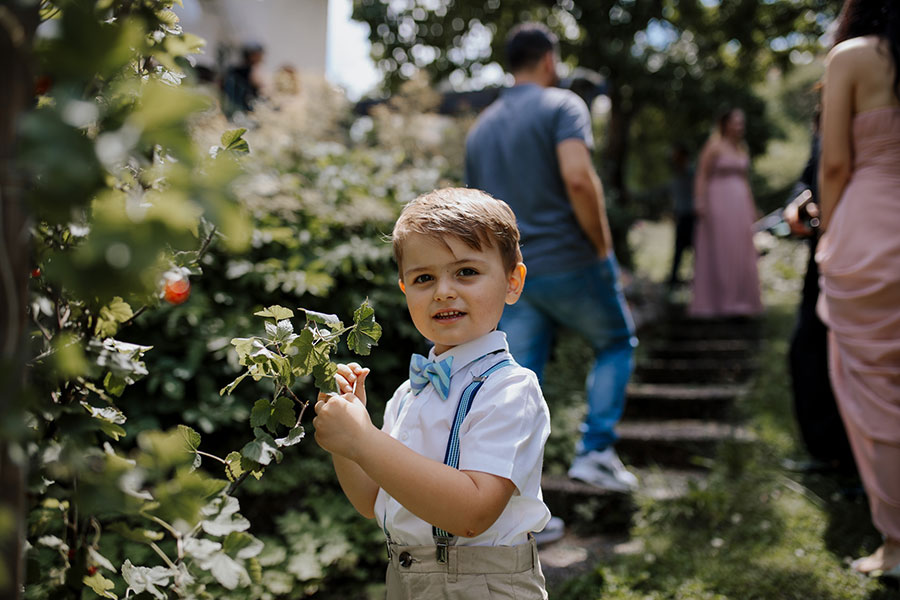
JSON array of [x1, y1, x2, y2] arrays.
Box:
[[289, 329, 317, 376], [83, 572, 117, 598], [347, 301, 382, 356], [275, 426, 305, 448], [313, 361, 338, 393], [241, 439, 281, 467], [94, 296, 134, 337], [121, 560, 173, 600], [99, 421, 127, 441], [200, 497, 250, 537], [88, 546, 116, 572], [270, 396, 296, 429], [220, 371, 250, 396], [220, 128, 249, 155], [206, 551, 246, 589], [184, 537, 222, 560], [178, 424, 201, 453], [250, 399, 271, 428], [230, 337, 255, 361], [303, 309, 342, 330], [103, 372, 127, 397], [224, 451, 244, 482], [254, 305, 294, 321], [223, 531, 264, 559]]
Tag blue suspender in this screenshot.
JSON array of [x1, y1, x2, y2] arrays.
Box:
[[432, 358, 513, 563]]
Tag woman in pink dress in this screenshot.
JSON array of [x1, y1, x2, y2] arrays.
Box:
[[817, 0, 900, 578], [690, 108, 763, 317]]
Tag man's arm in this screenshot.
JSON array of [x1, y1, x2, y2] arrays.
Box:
[[557, 138, 611, 257]]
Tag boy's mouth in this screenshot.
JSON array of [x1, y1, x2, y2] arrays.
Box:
[[433, 310, 466, 321]]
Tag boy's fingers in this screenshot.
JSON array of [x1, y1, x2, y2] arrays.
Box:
[[336, 363, 357, 381]]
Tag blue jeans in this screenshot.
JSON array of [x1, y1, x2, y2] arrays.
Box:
[[499, 255, 637, 455]]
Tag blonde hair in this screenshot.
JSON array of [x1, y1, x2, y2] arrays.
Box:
[[392, 187, 523, 277]]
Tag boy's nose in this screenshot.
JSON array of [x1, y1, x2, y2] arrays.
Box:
[[433, 278, 457, 301]]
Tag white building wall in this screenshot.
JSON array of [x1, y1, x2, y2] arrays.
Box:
[[176, 0, 328, 75]]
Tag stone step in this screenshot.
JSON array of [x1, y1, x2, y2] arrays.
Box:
[[541, 474, 635, 534], [649, 317, 762, 342], [644, 339, 757, 360], [623, 383, 748, 421], [634, 357, 758, 384], [616, 420, 755, 469]]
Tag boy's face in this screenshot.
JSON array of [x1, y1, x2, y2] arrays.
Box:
[[399, 233, 525, 356]]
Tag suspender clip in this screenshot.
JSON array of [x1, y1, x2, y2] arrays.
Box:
[[434, 536, 451, 564]]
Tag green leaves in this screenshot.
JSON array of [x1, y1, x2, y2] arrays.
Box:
[[220, 128, 250, 155], [254, 306, 294, 321], [347, 300, 382, 356]]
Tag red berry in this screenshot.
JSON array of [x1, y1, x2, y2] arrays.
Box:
[[67, 548, 75, 559], [163, 277, 191, 305], [87, 566, 98, 575], [30, 268, 41, 278]]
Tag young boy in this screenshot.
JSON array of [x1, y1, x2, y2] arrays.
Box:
[[313, 187, 551, 598]]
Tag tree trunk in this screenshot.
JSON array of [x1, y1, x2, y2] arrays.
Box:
[[0, 4, 40, 599]]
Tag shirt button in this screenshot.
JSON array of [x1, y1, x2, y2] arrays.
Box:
[[399, 551, 414, 568], [401, 431, 409, 441]]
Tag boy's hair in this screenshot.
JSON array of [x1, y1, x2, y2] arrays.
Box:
[[505, 22, 558, 73], [392, 188, 523, 277]]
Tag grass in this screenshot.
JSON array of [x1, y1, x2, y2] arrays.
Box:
[[540, 222, 900, 600]]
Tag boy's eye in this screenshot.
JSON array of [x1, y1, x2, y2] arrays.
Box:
[[413, 274, 433, 284], [458, 267, 478, 277]]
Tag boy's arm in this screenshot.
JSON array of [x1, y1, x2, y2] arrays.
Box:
[[331, 454, 380, 519], [314, 394, 516, 538]]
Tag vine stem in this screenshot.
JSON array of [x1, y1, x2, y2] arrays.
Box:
[[143, 513, 181, 540], [149, 542, 177, 570], [196, 450, 227, 465]]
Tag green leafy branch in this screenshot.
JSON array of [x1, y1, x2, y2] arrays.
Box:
[[207, 301, 381, 489]]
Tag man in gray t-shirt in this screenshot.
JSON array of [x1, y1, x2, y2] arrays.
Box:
[[465, 23, 638, 499]]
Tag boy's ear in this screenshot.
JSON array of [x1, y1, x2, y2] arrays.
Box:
[[398, 278, 406, 295], [505, 263, 526, 304]]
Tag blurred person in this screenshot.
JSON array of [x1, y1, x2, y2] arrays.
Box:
[[465, 23, 639, 502], [223, 43, 265, 117], [816, 0, 900, 577], [667, 143, 695, 289], [782, 112, 856, 475], [690, 108, 763, 317]]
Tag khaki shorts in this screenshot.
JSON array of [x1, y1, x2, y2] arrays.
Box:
[[385, 537, 548, 599]]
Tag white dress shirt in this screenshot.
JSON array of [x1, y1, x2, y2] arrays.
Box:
[[374, 330, 551, 547]]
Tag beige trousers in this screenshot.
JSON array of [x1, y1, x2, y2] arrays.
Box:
[[384, 537, 548, 599]]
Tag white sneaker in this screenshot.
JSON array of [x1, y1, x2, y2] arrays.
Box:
[[567, 447, 638, 493], [532, 516, 565, 546]]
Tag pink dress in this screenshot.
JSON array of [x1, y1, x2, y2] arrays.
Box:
[[816, 107, 900, 542], [690, 152, 763, 317]]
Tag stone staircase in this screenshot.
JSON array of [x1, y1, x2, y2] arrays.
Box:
[[539, 308, 762, 583]]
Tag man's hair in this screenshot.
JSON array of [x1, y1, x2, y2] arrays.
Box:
[[505, 23, 558, 73], [392, 188, 523, 276]]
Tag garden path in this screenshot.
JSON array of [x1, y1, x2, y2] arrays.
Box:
[[538, 300, 762, 589]]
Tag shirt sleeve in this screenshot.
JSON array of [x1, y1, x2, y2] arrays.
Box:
[[456, 367, 550, 492], [381, 381, 411, 433], [555, 91, 594, 150]]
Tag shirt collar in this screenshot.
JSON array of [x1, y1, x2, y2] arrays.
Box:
[[428, 330, 508, 377]]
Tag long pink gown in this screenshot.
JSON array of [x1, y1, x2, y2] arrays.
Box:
[[816, 106, 900, 542], [690, 152, 763, 317]]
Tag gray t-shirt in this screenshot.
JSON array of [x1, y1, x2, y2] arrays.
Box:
[[465, 83, 597, 276]]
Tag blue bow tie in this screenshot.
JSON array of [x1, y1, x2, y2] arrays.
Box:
[[409, 354, 454, 400]]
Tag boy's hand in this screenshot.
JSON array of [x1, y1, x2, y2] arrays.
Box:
[[334, 362, 369, 406], [313, 392, 373, 460]]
